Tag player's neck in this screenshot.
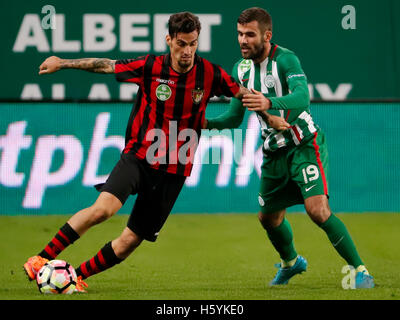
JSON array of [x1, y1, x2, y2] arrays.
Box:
[[253, 42, 271, 64]]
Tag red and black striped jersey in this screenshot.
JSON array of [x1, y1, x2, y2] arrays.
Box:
[[115, 54, 240, 176]]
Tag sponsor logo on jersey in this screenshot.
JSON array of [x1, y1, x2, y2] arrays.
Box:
[[239, 59, 251, 73], [156, 84, 172, 101], [287, 73, 305, 80], [156, 78, 175, 85]]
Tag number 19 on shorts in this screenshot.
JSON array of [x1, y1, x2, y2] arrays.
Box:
[[302, 165, 319, 184]]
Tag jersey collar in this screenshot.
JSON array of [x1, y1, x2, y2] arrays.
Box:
[[268, 43, 278, 60]]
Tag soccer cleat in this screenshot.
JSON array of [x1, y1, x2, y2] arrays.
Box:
[[269, 255, 307, 285], [74, 276, 89, 293], [23, 256, 49, 281], [355, 270, 375, 289]]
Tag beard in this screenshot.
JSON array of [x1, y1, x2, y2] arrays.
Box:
[[178, 59, 192, 69], [241, 41, 265, 60]]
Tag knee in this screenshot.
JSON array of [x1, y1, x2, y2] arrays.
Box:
[[114, 231, 143, 259], [258, 211, 284, 230], [89, 205, 116, 225], [306, 202, 331, 225]]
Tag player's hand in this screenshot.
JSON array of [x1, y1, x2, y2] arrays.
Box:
[[242, 89, 271, 111], [39, 56, 62, 75], [202, 119, 208, 129], [267, 115, 291, 131]]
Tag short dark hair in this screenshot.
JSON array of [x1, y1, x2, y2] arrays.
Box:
[[168, 12, 201, 38], [237, 7, 272, 32]]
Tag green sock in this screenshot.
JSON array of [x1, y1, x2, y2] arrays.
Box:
[[318, 214, 363, 268], [265, 218, 298, 262]]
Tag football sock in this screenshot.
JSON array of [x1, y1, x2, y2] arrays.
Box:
[[356, 265, 369, 275], [39, 223, 80, 260], [281, 255, 298, 268], [75, 241, 123, 279], [318, 214, 364, 268], [265, 218, 298, 263]]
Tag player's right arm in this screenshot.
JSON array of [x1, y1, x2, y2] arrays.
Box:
[[39, 56, 116, 75]]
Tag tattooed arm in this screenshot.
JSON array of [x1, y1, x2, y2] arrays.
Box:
[[38, 56, 116, 74]]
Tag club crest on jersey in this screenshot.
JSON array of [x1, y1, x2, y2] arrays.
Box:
[[156, 84, 172, 101], [192, 88, 204, 104], [264, 74, 276, 88]]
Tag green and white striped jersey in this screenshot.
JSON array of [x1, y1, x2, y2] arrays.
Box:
[[234, 44, 318, 153], [208, 43, 319, 154]]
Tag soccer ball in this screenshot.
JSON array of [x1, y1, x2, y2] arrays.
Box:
[[36, 260, 77, 294]]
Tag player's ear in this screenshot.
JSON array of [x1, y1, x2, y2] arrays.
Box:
[[264, 30, 272, 42], [166, 34, 172, 48]]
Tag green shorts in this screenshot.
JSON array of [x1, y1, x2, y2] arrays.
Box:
[[259, 130, 329, 214]]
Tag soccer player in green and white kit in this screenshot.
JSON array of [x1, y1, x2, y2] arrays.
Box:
[[205, 7, 374, 288]]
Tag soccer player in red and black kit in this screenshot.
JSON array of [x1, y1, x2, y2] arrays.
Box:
[[23, 12, 289, 292]]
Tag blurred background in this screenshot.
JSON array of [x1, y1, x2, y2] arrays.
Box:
[[0, 0, 399, 215]]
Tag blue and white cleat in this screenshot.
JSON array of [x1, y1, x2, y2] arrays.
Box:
[[269, 255, 307, 286], [355, 270, 375, 289]]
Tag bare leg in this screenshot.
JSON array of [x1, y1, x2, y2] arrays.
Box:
[[258, 209, 286, 229], [68, 191, 123, 236], [112, 227, 143, 259], [304, 194, 331, 224]]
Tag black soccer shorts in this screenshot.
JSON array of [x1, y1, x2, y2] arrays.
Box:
[[95, 153, 186, 242]]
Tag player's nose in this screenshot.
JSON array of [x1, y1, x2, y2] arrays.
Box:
[[240, 34, 249, 43]]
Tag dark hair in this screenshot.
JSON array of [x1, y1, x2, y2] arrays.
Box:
[[237, 7, 272, 32], [168, 12, 201, 38]]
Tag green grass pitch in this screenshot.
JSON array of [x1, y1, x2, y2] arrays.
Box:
[[0, 213, 399, 300]]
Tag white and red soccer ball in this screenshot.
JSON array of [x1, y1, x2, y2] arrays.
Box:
[[36, 260, 77, 294]]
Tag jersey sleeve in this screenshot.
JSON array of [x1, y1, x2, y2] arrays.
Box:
[[206, 97, 245, 130], [207, 63, 245, 130], [114, 55, 147, 85], [211, 65, 240, 98], [268, 53, 310, 110]]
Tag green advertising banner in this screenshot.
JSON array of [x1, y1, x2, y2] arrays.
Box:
[[0, 0, 399, 100], [0, 102, 399, 215]]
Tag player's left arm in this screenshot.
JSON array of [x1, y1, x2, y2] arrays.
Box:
[[269, 53, 310, 110], [242, 53, 310, 111]]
